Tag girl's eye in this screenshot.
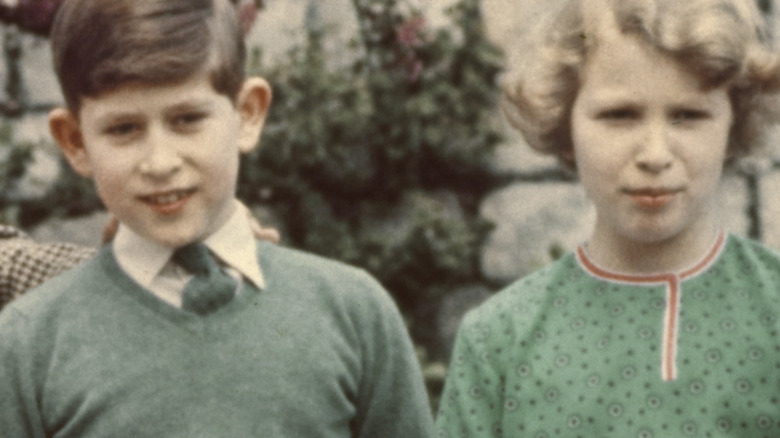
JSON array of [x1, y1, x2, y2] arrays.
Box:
[[670, 109, 710, 123], [597, 108, 639, 121]]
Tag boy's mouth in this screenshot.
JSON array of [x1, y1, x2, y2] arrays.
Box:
[[139, 189, 196, 212]]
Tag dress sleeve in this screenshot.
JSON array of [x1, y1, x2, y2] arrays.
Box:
[[435, 311, 505, 438], [350, 272, 434, 438]]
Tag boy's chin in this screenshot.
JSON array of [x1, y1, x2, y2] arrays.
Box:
[[119, 203, 236, 248], [134, 227, 206, 249]]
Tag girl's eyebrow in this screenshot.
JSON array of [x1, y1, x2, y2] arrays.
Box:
[[579, 92, 641, 110], [578, 86, 638, 102], [582, 87, 718, 107]]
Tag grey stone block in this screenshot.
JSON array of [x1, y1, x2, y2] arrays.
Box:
[[479, 182, 594, 284], [759, 171, 780, 249], [489, 121, 560, 175], [21, 36, 61, 105], [714, 173, 750, 238]]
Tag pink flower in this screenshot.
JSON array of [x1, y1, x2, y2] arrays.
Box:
[[13, 0, 62, 36], [395, 15, 427, 83], [405, 58, 423, 82], [236, 0, 260, 35], [396, 16, 426, 48]]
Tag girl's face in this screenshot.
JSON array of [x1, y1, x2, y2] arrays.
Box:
[[571, 33, 732, 250]]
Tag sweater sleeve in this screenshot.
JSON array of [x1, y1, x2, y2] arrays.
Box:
[[0, 308, 47, 438], [435, 311, 505, 438], [348, 272, 434, 438]]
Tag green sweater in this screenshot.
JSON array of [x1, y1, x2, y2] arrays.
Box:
[[0, 241, 433, 437], [436, 233, 780, 437]]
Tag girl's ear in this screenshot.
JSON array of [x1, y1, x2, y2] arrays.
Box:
[[48, 107, 93, 177], [236, 77, 272, 154]]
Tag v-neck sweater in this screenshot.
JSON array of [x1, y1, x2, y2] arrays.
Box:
[[0, 241, 433, 438]]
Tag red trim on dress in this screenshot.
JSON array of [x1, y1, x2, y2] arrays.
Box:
[[663, 278, 680, 382], [575, 232, 726, 381]]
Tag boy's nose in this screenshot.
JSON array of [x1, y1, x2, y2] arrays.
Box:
[[138, 131, 183, 178], [635, 120, 674, 173]]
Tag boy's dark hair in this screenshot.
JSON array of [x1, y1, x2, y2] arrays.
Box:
[[51, 0, 246, 113]]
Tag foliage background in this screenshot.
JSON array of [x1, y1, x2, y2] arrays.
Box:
[[240, 0, 503, 351]]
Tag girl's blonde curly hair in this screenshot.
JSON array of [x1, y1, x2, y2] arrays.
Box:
[[502, 0, 780, 170]]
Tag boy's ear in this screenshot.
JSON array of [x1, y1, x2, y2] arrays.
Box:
[[559, 145, 576, 165], [236, 77, 272, 154], [49, 107, 93, 177]]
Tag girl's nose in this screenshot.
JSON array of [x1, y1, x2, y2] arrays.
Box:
[[635, 120, 674, 173]]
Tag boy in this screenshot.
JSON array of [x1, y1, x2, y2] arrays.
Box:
[[0, 0, 433, 436], [436, 0, 780, 436]]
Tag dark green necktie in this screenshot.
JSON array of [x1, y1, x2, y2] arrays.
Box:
[[172, 243, 236, 315]]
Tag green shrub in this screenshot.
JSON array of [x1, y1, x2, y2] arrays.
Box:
[[0, 122, 32, 223], [238, 0, 503, 347]]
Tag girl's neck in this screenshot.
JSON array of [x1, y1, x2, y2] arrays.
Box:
[[585, 221, 720, 275]]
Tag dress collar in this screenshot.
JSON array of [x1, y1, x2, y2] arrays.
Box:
[[576, 231, 727, 284]]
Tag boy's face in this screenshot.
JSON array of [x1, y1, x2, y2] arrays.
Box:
[[570, 33, 732, 247], [51, 74, 271, 248]]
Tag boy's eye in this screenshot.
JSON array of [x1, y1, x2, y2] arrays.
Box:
[[171, 112, 207, 128], [104, 122, 141, 137]]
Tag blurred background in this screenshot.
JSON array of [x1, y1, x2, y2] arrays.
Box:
[[1, 0, 779, 408]]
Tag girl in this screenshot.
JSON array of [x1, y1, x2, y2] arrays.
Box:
[[436, 0, 780, 436]]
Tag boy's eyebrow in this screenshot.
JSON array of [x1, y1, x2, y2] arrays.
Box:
[[91, 110, 143, 128], [92, 98, 216, 125], [165, 98, 216, 112]]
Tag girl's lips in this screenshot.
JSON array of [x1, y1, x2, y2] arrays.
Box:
[[624, 188, 681, 209], [631, 192, 674, 209]]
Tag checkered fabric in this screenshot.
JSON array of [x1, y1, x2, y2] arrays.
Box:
[[0, 225, 95, 311]]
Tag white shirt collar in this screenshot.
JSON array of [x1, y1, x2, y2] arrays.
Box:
[[202, 201, 265, 289], [113, 200, 265, 290]]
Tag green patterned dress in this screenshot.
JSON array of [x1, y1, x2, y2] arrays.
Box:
[[436, 233, 780, 438]]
